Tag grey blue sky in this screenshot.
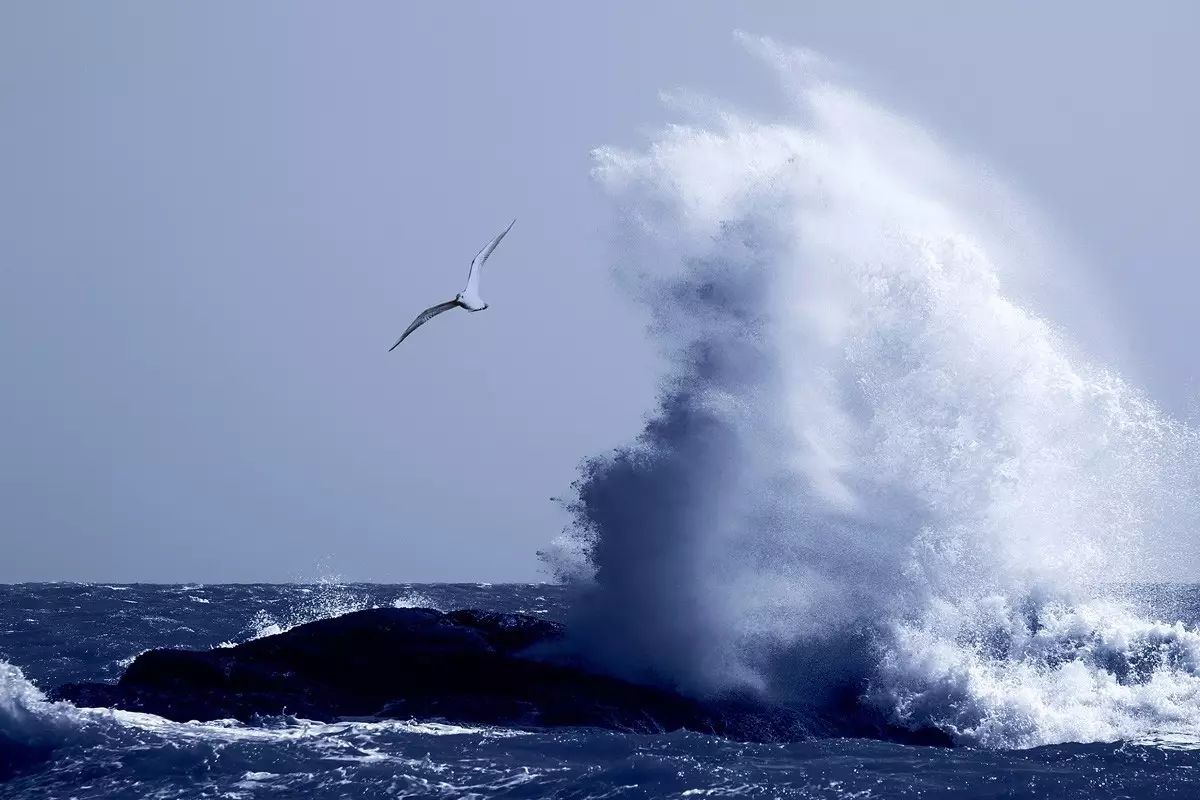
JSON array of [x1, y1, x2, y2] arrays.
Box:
[[2, 2, 1197, 582]]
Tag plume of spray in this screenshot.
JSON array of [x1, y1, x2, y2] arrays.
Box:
[[544, 34, 1200, 748]]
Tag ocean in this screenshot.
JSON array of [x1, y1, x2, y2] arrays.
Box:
[[8, 33, 1200, 800], [2, 582, 1199, 799]]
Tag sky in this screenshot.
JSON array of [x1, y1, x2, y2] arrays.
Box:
[[1, 2, 1198, 582]]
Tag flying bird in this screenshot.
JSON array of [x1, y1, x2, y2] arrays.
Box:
[[389, 219, 516, 351]]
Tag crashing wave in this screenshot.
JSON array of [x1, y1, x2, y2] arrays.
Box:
[[0, 661, 83, 776], [549, 33, 1200, 749]]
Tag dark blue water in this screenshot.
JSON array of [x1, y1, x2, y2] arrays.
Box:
[[2, 583, 1200, 799]]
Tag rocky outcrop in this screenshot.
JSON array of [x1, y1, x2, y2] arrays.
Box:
[[53, 607, 949, 745]]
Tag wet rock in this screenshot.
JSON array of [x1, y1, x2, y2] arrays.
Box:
[[53, 607, 948, 745]]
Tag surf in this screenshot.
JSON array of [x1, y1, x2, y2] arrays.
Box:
[[545, 34, 1200, 749]]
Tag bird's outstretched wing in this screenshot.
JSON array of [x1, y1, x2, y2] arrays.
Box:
[[389, 300, 460, 351], [463, 218, 516, 298]]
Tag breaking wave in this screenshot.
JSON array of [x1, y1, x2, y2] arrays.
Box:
[[548, 34, 1200, 748], [0, 662, 82, 777]]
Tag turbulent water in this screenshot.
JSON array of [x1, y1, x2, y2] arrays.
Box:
[[539, 35, 1200, 753], [2, 583, 1200, 799], [6, 34, 1200, 799]]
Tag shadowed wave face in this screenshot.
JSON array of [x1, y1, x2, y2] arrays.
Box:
[[545, 36, 1200, 749]]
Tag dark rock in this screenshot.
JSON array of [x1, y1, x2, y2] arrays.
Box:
[[52, 607, 949, 745]]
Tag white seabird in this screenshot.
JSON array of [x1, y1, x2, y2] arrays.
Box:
[[389, 219, 516, 351]]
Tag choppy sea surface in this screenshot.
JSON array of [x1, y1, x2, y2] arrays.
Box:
[[1, 583, 1199, 799]]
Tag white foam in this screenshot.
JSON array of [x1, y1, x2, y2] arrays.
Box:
[[85, 709, 525, 742], [873, 598, 1200, 747], [556, 34, 1200, 748], [0, 661, 85, 748]]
